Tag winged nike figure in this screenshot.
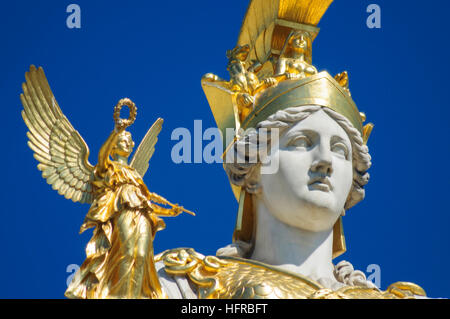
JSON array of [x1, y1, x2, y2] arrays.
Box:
[[20, 65, 193, 299]]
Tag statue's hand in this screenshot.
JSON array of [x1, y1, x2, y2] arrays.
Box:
[[115, 119, 128, 132], [242, 93, 254, 106], [264, 77, 277, 87], [173, 204, 181, 212], [172, 204, 183, 216], [286, 72, 300, 80]]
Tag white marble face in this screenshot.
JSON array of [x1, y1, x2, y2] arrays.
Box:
[[260, 109, 353, 232]]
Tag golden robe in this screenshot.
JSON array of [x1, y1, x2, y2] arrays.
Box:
[[65, 156, 166, 299]]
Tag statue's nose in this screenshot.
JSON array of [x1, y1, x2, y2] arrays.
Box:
[[311, 145, 333, 175], [311, 160, 333, 175]]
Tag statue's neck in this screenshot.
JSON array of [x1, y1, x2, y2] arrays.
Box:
[[288, 49, 305, 60], [112, 154, 128, 165], [250, 197, 336, 284]]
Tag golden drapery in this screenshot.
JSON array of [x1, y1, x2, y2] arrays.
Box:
[[65, 132, 167, 299]]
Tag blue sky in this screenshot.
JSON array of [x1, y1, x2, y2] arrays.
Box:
[[1, 0, 449, 298]]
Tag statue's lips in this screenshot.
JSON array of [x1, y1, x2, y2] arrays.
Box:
[[308, 176, 332, 192]]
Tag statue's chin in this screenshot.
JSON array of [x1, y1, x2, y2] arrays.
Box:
[[266, 191, 342, 232], [113, 151, 131, 161]]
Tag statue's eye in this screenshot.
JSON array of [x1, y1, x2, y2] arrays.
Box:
[[331, 142, 349, 158], [288, 136, 311, 149]]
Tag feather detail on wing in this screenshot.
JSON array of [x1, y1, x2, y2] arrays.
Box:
[[129, 118, 163, 178], [21, 65, 94, 204]]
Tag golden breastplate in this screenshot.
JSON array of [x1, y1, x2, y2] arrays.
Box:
[[157, 248, 426, 299]]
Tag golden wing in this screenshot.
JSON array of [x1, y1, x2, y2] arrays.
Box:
[[129, 118, 163, 178], [237, 0, 333, 65], [21, 65, 94, 204]]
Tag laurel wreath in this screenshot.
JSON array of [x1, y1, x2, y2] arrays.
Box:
[[113, 98, 137, 129]]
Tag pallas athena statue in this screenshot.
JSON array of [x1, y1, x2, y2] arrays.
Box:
[[21, 0, 427, 299]]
